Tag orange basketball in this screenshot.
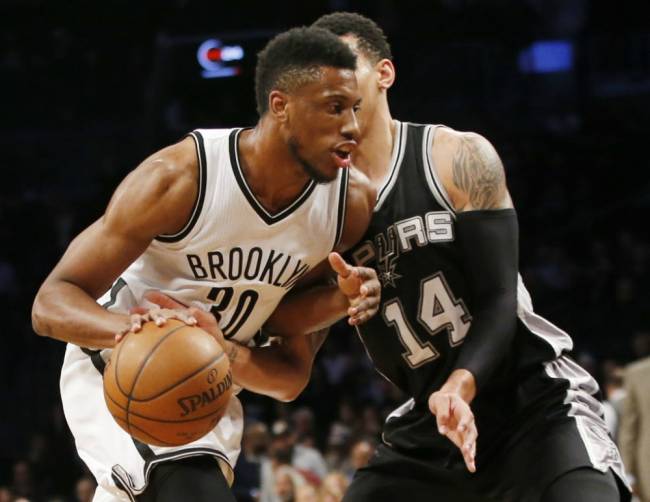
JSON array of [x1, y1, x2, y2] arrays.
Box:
[[103, 319, 232, 447]]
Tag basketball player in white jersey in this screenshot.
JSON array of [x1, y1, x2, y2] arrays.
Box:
[[31, 27, 379, 502]]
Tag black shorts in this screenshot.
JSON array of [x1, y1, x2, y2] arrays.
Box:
[[137, 456, 234, 502], [345, 417, 630, 502]]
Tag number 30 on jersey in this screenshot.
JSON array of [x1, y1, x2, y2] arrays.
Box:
[[382, 272, 472, 368]]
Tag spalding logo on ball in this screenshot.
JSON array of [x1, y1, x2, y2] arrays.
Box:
[[103, 319, 233, 446]]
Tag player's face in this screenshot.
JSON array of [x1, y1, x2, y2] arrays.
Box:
[[285, 67, 362, 183], [339, 36, 392, 139]]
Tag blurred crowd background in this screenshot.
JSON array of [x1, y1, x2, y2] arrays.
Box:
[[1, 1, 649, 501]]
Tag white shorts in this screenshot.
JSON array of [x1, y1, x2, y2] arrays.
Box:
[[60, 286, 243, 501]]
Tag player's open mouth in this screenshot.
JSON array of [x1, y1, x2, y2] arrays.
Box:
[[332, 149, 352, 168]]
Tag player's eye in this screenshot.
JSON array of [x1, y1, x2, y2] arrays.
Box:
[[328, 102, 343, 114]]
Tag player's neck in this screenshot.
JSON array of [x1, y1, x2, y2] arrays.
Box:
[[353, 100, 396, 186], [237, 120, 313, 213]]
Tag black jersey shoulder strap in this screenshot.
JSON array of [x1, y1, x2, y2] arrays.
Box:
[[421, 124, 456, 216]]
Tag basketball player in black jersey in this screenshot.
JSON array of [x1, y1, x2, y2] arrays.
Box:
[[294, 12, 631, 502]]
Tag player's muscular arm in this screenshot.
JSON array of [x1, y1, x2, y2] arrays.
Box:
[[432, 130, 519, 398], [264, 167, 379, 335], [31, 138, 198, 349], [227, 330, 329, 401]]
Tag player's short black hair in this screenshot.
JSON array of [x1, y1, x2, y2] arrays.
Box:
[[255, 26, 357, 116], [313, 12, 392, 63]]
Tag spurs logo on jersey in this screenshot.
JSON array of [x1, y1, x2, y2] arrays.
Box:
[[351, 211, 454, 288]]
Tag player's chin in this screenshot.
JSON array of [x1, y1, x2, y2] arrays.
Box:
[[312, 163, 339, 183]]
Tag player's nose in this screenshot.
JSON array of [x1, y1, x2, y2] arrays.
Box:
[[341, 107, 361, 142]]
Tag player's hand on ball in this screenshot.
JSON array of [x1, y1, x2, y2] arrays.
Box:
[[116, 291, 226, 349], [428, 390, 478, 473], [328, 252, 381, 325], [115, 304, 198, 343]]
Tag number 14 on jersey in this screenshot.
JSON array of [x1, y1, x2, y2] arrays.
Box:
[[382, 272, 472, 368]]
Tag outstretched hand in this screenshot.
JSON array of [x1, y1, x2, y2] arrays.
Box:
[[428, 390, 478, 473], [328, 252, 381, 325]]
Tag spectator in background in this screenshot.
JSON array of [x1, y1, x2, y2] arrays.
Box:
[[274, 465, 305, 502], [10, 461, 37, 501], [291, 407, 317, 449], [601, 361, 626, 442], [295, 483, 318, 502], [261, 420, 327, 502], [619, 354, 650, 502], [0, 487, 13, 502], [234, 422, 270, 501], [320, 472, 349, 502], [74, 476, 96, 502], [343, 439, 375, 481], [272, 420, 327, 484]]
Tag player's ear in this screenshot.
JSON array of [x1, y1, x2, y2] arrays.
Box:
[[269, 90, 289, 123], [376, 59, 395, 91]]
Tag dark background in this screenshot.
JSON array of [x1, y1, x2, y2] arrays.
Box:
[[1, 0, 649, 500]]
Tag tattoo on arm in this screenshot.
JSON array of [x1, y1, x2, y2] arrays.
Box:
[[452, 133, 506, 210], [226, 342, 239, 363]]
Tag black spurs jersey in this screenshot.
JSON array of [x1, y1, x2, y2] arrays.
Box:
[[347, 120, 628, 497], [348, 121, 593, 420]]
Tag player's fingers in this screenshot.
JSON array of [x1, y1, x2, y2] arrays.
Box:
[[463, 449, 477, 473], [456, 408, 473, 434], [328, 252, 351, 278], [429, 394, 451, 434], [129, 313, 144, 332], [359, 279, 380, 298], [129, 306, 148, 315], [187, 307, 214, 326], [463, 431, 477, 465]]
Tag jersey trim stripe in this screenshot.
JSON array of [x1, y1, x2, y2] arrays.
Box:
[[156, 131, 208, 243], [333, 167, 349, 250], [543, 356, 628, 487], [516, 276, 573, 357], [81, 278, 128, 372], [375, 121, 407, 212], [101, 277, 127, 309], [229, 128, 317, 225], [111, 447, 233, 497], [422, 125, 456, 216]]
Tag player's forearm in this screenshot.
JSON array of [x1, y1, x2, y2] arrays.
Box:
[[223, 340, 309, 402], [264, 284, 348, 336], [453, 208, 519, 391], [32, 280, 129, 349]]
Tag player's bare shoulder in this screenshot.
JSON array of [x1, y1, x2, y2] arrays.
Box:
[[337, 166, 376, 251], [431, 127, 511, 212], [104, 136, 200, 239]]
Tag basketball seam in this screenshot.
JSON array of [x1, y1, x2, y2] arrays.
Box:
[[114, 417, 177, 447], [104, 370, 231, 423], [123, 324, 188, 436], [130, 352, 227, 402]]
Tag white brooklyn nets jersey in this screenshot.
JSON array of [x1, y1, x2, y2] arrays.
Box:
[[60, 128, 349, 501]]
